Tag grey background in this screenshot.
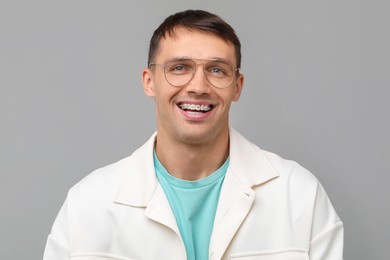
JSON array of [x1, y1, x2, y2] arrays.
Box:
[[1, 0, 389, 259]]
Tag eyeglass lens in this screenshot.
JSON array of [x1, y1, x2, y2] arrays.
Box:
[[164, 59, 235, 88]]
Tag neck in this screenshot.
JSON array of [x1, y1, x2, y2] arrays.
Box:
[[155, 129, 229, 181]]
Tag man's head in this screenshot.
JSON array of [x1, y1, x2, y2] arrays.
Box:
[[148, 10, 241, 69], [142, 10, 244, 145]]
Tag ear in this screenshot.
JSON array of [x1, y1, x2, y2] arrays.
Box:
[[142, 68, 156, 98], [232, 73, 244, 102]]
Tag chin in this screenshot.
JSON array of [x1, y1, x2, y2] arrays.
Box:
[[176, 126, 223, 145]]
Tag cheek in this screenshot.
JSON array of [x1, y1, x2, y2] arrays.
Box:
[[154, 84, 180, 105], [220, 91, 237, 106]]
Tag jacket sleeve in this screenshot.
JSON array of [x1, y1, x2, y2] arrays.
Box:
[[43, 199, 70, 260], [309, 182, 344, 260]]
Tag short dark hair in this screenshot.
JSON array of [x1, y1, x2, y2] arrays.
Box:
[[148, 10, 242, 68]]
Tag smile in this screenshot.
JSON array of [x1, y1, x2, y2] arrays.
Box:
[[178, 103, 213, 112]]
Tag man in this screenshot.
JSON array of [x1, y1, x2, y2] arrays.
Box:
[[44, 10, 343, 260]]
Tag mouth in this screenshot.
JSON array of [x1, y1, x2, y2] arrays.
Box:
[[177, 103, 214, 114]]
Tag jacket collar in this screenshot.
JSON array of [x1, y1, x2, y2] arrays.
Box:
[[114, 128, 279, 207], [114, 133, 158, 207], [228, 128, 279, 186]]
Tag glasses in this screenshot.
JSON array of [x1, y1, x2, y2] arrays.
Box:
[[149, 58, 239, 89]]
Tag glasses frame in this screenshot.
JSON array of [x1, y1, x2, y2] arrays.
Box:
[[149, 58, 240, 89]]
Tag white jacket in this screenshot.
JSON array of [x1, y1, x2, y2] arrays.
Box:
[[44, 129, 343, 260]]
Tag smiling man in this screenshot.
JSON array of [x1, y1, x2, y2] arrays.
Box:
[[44, 10, 343, 260]]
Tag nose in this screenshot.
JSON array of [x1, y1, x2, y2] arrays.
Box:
[[185, 64, 211, 95]]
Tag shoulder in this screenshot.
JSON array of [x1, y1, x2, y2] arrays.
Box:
[[260, 149, 341, 228], [67, 156, 131, 204], [261, 150, 342, 240], [229, 128, 320, 191], [269, 150, 329, 209], [263, 150, 319, 188], [65, 132, 157, 209]]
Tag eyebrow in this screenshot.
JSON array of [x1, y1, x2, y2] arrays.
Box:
[[169, 56, 232, 63]]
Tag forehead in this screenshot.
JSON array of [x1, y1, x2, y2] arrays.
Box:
[[155, 27, 236, 64]]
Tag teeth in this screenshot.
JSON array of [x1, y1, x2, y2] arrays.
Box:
[[179, 103, 211, 112]]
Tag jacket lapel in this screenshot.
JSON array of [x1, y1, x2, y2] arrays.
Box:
[[209, 129, 279, 259], [209, 169, 256, 259], [144, 183, 181, 236], [113, 132, 180, 236]]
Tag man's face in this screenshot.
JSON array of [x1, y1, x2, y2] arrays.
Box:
[[142, 27, 244, 145]]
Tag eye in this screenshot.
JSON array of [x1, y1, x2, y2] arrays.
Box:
[[209, 67, 226, 75], [171, 65, 187, 72], [206, 61, 232, 77], [166, 60, 193, 75]]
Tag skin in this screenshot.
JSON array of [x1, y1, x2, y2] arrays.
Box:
[[142, 27, 244, 181]]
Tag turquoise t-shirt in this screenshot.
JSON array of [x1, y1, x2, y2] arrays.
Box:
[[154, 152, 228, 260]]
